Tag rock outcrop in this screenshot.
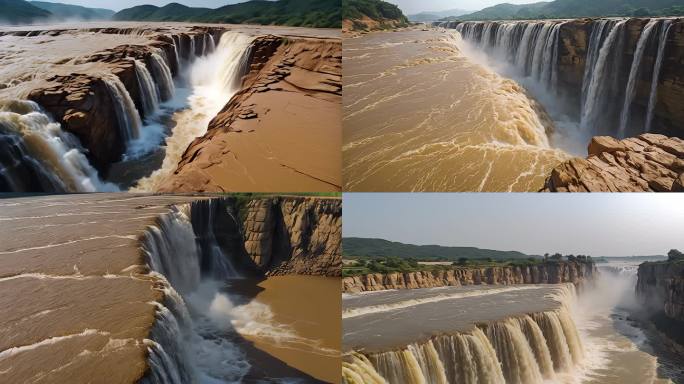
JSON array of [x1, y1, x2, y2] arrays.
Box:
[[342, 261, 597, 293], [242, 196, 342, 276], [542, 133, 684, 192], [637, 261, 684, 321], [158, 35, 342, 192]]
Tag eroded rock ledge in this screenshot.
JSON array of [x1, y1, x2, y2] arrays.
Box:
[[542, 133, 684, 192], [342, 261, 597, 293], [637, 261, 684, 321], [158, 35, 342, 192]]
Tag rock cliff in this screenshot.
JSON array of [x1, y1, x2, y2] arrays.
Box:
[[342, 261, 597, 293], [242, 196, 342, 276], [542, 133, 684, 192], [637, 261, 684, 321], [158, 35, 342, 192]]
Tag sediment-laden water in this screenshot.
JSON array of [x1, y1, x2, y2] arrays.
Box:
[[343, 30, 569, 192], [342, 270, 684, 384]]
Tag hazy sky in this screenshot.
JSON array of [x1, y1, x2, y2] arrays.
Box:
[[343, 193, 684, 257], [391, 0, 545, 14], [36, 0, 247, 12]]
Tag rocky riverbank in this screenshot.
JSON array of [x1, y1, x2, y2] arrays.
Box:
[[637, 260, 684, 321], [542, 133, 684, 192], [158, 35, 342, 192], [342, 260, 597, 293]]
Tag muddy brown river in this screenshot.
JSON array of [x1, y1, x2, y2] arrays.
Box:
[[343, 29, 569, 192]]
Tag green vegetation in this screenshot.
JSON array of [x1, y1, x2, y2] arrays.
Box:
[[342, 255, 573, 277], [30, 1, 114, 20], [668, 249, 684, 261], [342, 0, 408, 23], [0, 0, 115, 24], [452, 0, 684, 21], [113, 0, 341, 28], [0, 0, 51, 24], [342, 237, 531, 261]]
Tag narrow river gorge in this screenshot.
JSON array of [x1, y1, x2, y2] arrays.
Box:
[[0, 23, 341, 193]]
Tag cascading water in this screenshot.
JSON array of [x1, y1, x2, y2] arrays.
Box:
[[148, 52, 175, 101], [134, 59, 161, 118], [646, 20, 673, 133], [343, 288, 585, 384], [452, 18, 677, 142], [0, 100, 117, 192], [1, 31, 227, 192], [132, 32, 254, 191], [103, 74, 143, 143], [618, 19, 659, 137], [141, 203, 251, 383]]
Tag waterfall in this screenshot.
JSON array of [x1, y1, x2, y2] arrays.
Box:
[[134, 59, 161, 118], [0, 100, 117, 192], [103, 75, 142, 143], [172, 35, 183, 70], [141, 202, 251, 383], [344, 307, 584, 384], [189, 35, 196, 61], [456, 21, 564, 88], [207, 34, 216, 53], [148, 52, 175, 101], [617, 19, 659, 137], [580, 19, 627, 134], [646, 20, 673, 133], [131, 31, 254, 191]]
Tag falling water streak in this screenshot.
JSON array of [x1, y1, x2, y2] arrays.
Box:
[[141, 203, 250, 383], [189, 35, 196, 61], [646, 20, 673, 133], [103, 75, 142, 143], [148, 52, 175, 101], [346, 304, 584, 384], [134, 59, 161, 118], [580, 19, 628, 135], [0, 100, 117, 192], [581, 20, 613, 107], [617, 19, 659, 138]]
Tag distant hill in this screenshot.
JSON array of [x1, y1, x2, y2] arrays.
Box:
[[343, 237, 531, 260], [455, 0, 684, 20], [0, 0, 52, 24], [408, 9, 469, 22], [342, 0, 409, 32], [30, 1, 114, 20], [113, 0, 341, 28]]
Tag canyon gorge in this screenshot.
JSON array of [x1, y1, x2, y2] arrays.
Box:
[[0, 22, 341, 193], [0, 193, 341, 383]]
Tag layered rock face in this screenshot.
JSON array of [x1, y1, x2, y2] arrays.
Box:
[[542, 133, 684, 192], [342, 261, 597, 293], [443, 17, 684, 137], [243, 197, 342, 276], [158, 35, 342, 192], [637, 261, 684, 321], [553, 18, 684, 136]]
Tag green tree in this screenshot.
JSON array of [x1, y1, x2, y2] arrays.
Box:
[[668, 249, 684, 261]]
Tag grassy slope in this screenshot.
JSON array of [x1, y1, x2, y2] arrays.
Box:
[[457, 0, 684, 20], [0, 0, 52, 24], [113, 0, 340, 28], [343, 237, 531, 260], [30, 1, 114, 20]]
